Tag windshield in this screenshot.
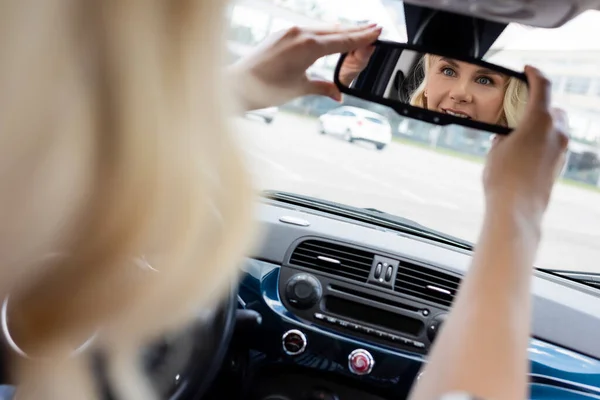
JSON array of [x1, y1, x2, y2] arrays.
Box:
[[230, 0, 600, 274]]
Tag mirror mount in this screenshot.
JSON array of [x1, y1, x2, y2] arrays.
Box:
[[403, 3, 507, 58]]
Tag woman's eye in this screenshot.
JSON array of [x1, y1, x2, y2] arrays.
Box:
[[441, 67, 456, 77], [476, 76, 493, 85]]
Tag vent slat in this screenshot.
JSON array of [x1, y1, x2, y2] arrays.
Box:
[[396, 272, 457, 292], [301, 242, 373, 261], [399, 269, 460, 287], [289, 240, 373, 283], [396, 286, 453, 307], [292, 248, 373, 267], [289, 259, 370, 281], [399, 261, 460, 282], [291, 253, 372, 274], [394, 261, 461, 307], [399, 281, 454, 296]]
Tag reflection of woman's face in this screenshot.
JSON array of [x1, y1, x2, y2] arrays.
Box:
[[425, 57, 509, 124]]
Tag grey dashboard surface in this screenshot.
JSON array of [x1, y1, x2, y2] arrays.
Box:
[[251, 199, 600, 360]]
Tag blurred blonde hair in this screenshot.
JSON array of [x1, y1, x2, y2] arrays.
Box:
[[0, 0, 255, 399], [409, 54, 528, 128]]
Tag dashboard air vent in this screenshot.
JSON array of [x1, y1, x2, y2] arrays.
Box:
[[394, 260, 461, 307], [289, 240, 374, 283]]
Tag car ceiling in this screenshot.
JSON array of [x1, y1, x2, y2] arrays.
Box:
[[401, 0, 600, 28]]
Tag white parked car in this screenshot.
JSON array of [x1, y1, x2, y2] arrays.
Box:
[[318, 106, 392, 150]]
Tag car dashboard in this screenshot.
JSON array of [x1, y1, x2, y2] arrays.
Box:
[[228, 197, 600, 400]]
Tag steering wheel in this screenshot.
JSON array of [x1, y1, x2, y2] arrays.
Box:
[[143, 285, 238, 400], [92, 285, 239, 399], [0, 267, 239, 400]]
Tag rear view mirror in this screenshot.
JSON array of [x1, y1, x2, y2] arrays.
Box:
[[334, 40, 529, 135]]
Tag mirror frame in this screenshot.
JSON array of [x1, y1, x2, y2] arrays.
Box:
[[334, 39, 529, 135]]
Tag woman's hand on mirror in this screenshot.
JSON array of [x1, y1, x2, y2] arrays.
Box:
[[229, 24, 382, 111], [483, 65, 569, 223], [338, 45, 376, 87]]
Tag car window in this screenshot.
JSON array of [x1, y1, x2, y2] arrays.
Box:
[[365, 117, 385, 125], [230, 1, 600, 275]]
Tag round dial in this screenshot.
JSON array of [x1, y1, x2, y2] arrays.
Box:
[[282, 329, 307, 356], [427, 313, 447, 342], [348, 349, 375, 375], [285, 273, 322, 309]]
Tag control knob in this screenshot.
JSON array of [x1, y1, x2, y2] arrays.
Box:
[[348, 349, 374, 375], [306, 388, 339, 400], [282, 329, 307, 356], [427, 313, 447, 342], [285, 273, 322, 309]]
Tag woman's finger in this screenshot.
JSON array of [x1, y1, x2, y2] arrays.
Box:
[[314, 26, 382, 56], [550, 107, 570, 153], [553, 151, 568, 180], [305, 23, 378, 36], [491, 134, 504, 146], [550, 107, 568, 133], [510, 65, 553, 140], [523, 65, 551, 113], [355, 45, 376, 60], [304, 79, 342, 102]]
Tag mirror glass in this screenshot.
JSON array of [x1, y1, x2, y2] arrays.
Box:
[[336, 41, 530, 134]]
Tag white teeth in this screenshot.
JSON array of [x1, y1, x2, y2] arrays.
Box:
[[445, 110, 469, 119]]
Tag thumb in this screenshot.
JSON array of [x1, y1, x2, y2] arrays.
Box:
[[305, 79, 342, 102], [357, 44, 376, 60], [523, 65, 551, 112], [551, 107, 569, 134]]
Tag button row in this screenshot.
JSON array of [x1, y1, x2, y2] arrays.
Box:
[[314, 313, 425, 350], [374, 262, 393, 282]]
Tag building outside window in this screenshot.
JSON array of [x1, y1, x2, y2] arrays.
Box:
[[564, 76, 592, 95]]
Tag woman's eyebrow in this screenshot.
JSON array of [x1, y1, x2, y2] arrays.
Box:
[[439, 57, 460, 68], [438, 57, 506, 79], [475, 67, 506, 78]]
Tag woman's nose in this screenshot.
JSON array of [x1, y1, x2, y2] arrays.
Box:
[[450, 82, 473, 103]]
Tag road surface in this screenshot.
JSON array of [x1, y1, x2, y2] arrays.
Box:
[[237, 112, 600, 273]]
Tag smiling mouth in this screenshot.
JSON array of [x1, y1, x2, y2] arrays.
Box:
[[442, 109, 472, 119]]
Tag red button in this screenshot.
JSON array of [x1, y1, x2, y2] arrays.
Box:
[[351, 354, 369, 372], [348, 349, 374, 375]]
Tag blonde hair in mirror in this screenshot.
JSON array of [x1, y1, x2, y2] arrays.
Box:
[[0, 0, 256, 399], [409, 54, 528, 128]]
